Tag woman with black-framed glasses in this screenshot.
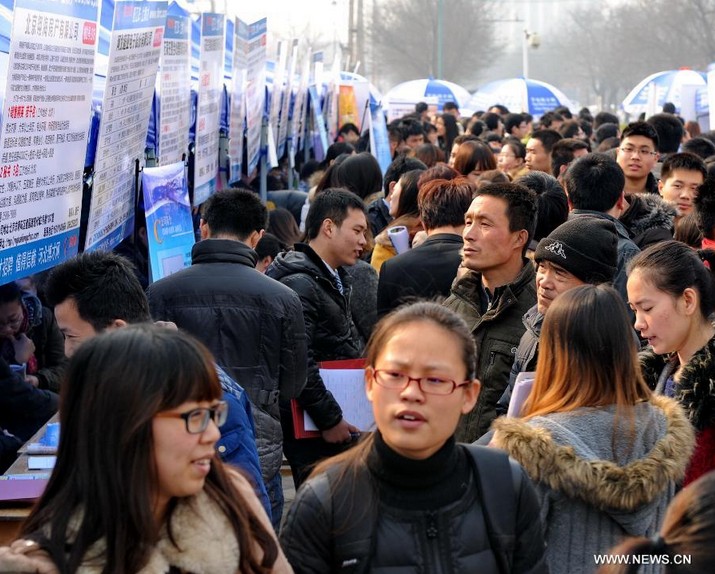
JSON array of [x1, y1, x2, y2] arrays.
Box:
[[0, 324, 292, 574], [280, 301, 547, 573]]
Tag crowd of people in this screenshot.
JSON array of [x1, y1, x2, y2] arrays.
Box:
[[2, 99, 715, 572]]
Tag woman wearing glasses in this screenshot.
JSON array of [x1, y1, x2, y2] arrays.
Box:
[[0, 325, 291, 574], [280, 301, 547, 573]]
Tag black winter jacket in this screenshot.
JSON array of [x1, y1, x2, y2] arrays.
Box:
[[281, 434, 548, 574], [146, 239, 308, 480], [267, 243, 365, 430]]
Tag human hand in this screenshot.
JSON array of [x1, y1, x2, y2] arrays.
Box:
[[24, 375, 39, 388], [321, 419, 359, 444], [11, 334, 35, 364], [0, 540, 58, 573]]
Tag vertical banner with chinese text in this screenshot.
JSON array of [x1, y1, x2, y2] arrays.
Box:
[[84, 0, 167, 252], [0, 0, 99, 282]]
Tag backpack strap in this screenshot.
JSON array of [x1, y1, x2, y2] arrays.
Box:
[[462, 444, 522, 574], [312, 466, 377, 574]]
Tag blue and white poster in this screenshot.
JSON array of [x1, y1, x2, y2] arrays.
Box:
[[244, 17, 266, 176], [228, 17, 248, 184], [158, 1, 191, 166], [368, 101, 392, 175], [277, 39, 298, 159], [84, 0, 168, 252], [309, 85, 328, 162], [0, 0, 99, 283], [192, 12, 224, 205], [142, 161, 194, 282]]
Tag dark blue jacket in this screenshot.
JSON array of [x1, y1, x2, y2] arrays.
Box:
[[216, 365, 271, 520]]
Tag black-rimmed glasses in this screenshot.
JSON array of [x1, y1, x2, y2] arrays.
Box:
[[372, 369, 469, 395], [155, 401, 229, 434]]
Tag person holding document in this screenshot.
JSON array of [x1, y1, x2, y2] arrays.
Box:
[[491, 285, 695, 574], [0, 325, 292, 574], [281, 302, 548, 573]]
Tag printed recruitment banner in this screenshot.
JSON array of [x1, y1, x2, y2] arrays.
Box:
[[277, 38, 297, 159], [290, 45, 311, 158], [157, 1, 190, 166], [192, 12, 224, 205], [228, 16, 248, 184], [267, 39, 285, 161], [84, 0, 167, 252], [338, 85, 358, 130], [244, 17, 266, 176], [308, 84, 328, 162], [142, 161, 194, 282], [0, 0, 99, 283], [368, 101, 392, 176]]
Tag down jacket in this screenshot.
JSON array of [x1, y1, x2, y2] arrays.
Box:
[[493, 395, 695, 574], [267, 243, 365, 431], [146, 239, 308, 482], [640, 335, 715, 484]]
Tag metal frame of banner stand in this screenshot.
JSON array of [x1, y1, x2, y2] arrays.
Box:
[[259, 115, 268, 203]]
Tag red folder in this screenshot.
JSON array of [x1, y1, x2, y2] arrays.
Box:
[[291, 358, 366, 439]]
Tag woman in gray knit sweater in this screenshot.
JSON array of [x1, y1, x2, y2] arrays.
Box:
[[493, 285, 696, 574]]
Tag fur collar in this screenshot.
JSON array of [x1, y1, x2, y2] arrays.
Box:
[[640, 335, 715, 430], [492, 395, 695, 512], [621, 193, 675, 237], [72, 489, 240, 574]]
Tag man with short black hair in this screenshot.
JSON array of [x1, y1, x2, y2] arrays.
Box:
[[550, 138, 590, 181], [45, 250, 272, 521], [504, 113, 527, 140], [658, 152, 707, 220], [616, 121, 660, 194], [401, 119, 425, 148], [526, 129, 562, 173], [444, 183, 537, 441], [565, 153, 640, 303], [146, 189, 307, 526], [647, 113, 685, 177], [268, 189, 368, 487]]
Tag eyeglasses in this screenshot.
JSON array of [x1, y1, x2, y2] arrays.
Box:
[[619, 145, 658, 158], [155, 401, 229, 434], [372, 369, 469, 395]]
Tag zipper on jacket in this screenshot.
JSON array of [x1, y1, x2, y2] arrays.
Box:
[[426, 512, 438, 539]]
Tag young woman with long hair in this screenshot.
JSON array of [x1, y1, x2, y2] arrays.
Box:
[[628, 240, 715, 485], [0, 325, 291, 574], [280, 301, 548, 573], [492, 284, 695, 574]]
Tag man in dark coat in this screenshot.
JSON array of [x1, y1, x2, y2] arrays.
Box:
[[146, 190, 307, 526], [444, 183, 537, 441], [377, 177, 473, 318], [267, 188, 368, 488]]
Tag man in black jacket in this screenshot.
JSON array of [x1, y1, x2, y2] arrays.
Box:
[[146, 190, 307, 525], [267, 188, 368, 487], [377, 177, 473, 318]]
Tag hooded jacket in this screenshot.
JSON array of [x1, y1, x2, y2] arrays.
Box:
[[146, 239, 308, 484], [267, 243, 365, 431], [493, 395, 695, 574], [640, 335, 715, 484], [620, 193, 676, 249], [443, 261, 537, 441]]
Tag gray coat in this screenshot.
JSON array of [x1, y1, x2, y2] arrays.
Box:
[[493, 395, 695, 574]]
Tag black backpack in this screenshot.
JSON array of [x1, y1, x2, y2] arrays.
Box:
[[311, 444, 523, 574]]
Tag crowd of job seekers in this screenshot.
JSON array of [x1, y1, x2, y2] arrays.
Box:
[[3, 100, 715, 572]]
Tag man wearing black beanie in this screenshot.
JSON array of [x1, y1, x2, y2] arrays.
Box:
[[494, 217, 618, 418]]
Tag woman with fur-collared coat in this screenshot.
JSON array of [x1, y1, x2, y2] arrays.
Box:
[[628, 240, 715, 485], [492, 285, 695, 574]]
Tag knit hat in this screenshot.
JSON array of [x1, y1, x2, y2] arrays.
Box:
[[534, 218, 618, 284]]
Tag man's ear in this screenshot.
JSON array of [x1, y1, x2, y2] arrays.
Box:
[[248, 229, 264, 249], [321, 218, 335, 238], [199, 219, 210, 240], [107, 319, 128, 331]]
